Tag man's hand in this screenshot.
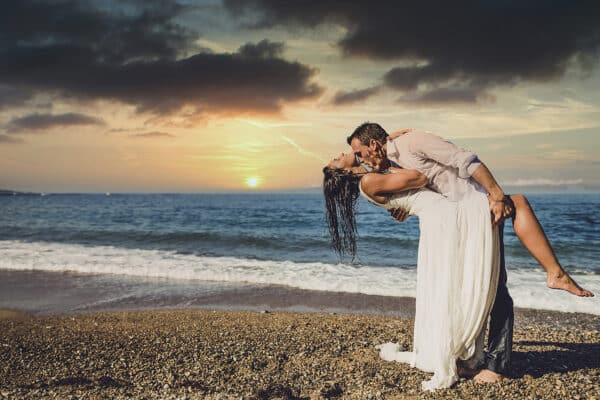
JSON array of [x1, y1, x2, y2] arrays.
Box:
[[488, 196, 514, 226], [389, 207, 409, 223]]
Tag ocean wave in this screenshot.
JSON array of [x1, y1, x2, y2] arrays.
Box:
[[0, 226, 423, 266], [0, 226, 331, 251], [1, 240, 599, 315]]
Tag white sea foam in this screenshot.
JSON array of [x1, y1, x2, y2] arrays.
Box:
[[1, 240, 599, 315]]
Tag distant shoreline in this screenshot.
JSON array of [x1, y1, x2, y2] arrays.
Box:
[[0, 189, 40, 196]]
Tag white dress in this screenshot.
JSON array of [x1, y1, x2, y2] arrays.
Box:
[[360, 183, 500, 391]]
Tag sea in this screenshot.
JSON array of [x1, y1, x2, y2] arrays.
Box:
[[0, 193, 599, 315]]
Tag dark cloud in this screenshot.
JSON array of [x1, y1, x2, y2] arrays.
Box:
[[383, 65, 452, 92], [238, 39, 284, 59], [225, 0, 600, 104], [397, 87, 496, 106], [332, 86, 381, 105], [129, 131, 175, 138], [0, 85, 33, 110], [0, 134, 24, 144], [6, 113, 105, 134], [0, 1, 322, 117], [1, 0, 195, 65]]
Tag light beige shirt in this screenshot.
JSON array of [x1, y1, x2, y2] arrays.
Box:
[[387, 130, 483, 201]]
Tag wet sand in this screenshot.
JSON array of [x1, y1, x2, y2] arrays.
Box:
[[1, 307, 599, 399], [0, 270, 416, 317]]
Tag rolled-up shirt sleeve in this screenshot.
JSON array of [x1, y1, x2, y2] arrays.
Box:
[[466, 157, 482, 176], [407, 131, 478, 179]]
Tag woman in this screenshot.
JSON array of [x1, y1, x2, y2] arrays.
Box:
[[324, 155, 498, 390], [323, 153, 592, 391]]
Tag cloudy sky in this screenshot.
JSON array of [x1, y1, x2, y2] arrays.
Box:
[[1, 0, 600, 192]]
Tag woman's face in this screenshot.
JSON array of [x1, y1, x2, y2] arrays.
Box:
[[327, 152, 357, 170]]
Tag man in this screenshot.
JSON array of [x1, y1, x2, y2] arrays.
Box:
[[348, 122, 515, 383], [348, 122, 593, 381]]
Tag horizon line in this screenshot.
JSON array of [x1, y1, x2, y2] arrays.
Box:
[[2, 188, 600, 195]]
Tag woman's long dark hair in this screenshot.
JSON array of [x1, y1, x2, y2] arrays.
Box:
[[323, 167, 361, 258]]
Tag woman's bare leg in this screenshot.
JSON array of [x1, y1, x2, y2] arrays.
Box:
[[509, 194, 593, 297]]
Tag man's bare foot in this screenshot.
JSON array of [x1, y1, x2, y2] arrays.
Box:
[[474, 369, 505, 384], [547, 271, 594, 297]]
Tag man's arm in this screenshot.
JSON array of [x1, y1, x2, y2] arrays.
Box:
[[470, 163, 514, 225], [396, 131, 513, 225], [407, 131, 477, 178]]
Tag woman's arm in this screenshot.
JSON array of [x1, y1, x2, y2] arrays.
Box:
[[388, 128, 414, 140], [361, 169, 427, 203]]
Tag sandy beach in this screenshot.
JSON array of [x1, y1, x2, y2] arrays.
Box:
[[1, 307, 598, 400]]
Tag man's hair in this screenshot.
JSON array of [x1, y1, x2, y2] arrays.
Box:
[[346, 122, 389, 146]]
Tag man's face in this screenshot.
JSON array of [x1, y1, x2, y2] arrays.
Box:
[[350, 137, 383, 168]]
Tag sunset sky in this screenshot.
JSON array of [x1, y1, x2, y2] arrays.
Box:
[[1, 0, 600, 192]]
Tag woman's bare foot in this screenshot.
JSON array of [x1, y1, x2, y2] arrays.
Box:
[[547, 271, 594, 297], [474, 369, 505, 384]]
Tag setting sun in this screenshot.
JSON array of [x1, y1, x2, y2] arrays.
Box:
[[245, 177, 260, 188]]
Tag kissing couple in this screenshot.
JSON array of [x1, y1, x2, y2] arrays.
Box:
[[322, 123, 593, 391]]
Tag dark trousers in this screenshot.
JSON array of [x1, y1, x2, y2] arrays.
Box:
[[482, 222, 514, 375]]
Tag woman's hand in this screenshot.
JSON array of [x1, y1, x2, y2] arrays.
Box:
[[365, 141, 390, 172], [389, 128, 414, 140]]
